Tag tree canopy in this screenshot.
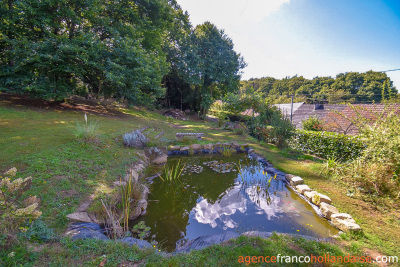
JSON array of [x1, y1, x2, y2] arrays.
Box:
[[241, 71, 398, 104], [0, 0, 245, 110]]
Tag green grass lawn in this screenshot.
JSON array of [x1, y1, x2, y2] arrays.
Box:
[[0, 95, 396, 266]]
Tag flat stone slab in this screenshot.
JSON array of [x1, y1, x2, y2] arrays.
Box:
[[180, 146, 190, 151], [304, 191, 318, 201], [66, 212, 93, 223], [290, 176, 304, 186], [296, 184, 311, 194], [331, 213, 361, 232], [175, 231, 240, 253], [320, 202, 339, 220], [311, 193, 332, 206]]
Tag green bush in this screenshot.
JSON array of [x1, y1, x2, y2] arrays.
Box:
[[302, 115, 323, 131], [289, 130, 365, 161]]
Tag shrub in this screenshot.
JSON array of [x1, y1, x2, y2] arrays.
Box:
[[289, 130, 365, 161], [302, 115, 323, 131], [123, 130, 149, 148], [73, 114, 99, 142], [0, 168, 42, 248]]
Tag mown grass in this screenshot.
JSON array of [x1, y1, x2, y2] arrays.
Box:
[[0, 96, 396, 266]]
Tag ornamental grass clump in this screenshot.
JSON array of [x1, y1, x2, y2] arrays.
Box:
[[0, 168, 42, 248], [74, 113, 99, 142]]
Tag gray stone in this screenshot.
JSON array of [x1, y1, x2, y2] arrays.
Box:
[[290, 176, 304, 186], [285, 174, 294, 182], [190, 144, 202, 150], [320, 202, 339, 220], [137, 199, 148, 211], [66, 223, 108, 241], [247, 149, 254, 153], [67, 212, 93, 223], [202, 143, 213, 150], [331, 213, 361, 232], [296, 184, 311, 194], [169, 146, 180, 151], [118, 237, 152, 248], [304, 191, 318, 201], [311, 193, 332, 206], [129, 206, 142, 220], [180, 146, 190, 151], [152, 155, 168, 165]]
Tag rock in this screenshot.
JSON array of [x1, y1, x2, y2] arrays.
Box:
[[141, 185, 149, 200], [290, 176, 303, 186], [176, 231, 240, 253], [169, 145, 180, 151], [296, 184, 311, 194], [129, 170, 139, 182], [242, 144, 249, 148], [180, 146, 190, 151], [223, 142, 231, 148], [304, 191, 318, 202], [134, 164, 145, 173], [152, 155, 168, 165], [247, 149, 254, 153], [311, 193, 332, 206], [67, 212, 93, 223], [190, 144, 202, 150], [118, 237, 152, 248], [65, 223, 108, 241], [285, 174, 294, 182], [137, 199, 148, 211], [214, 142, 222, 148], [129, 206, 142, 220], [331, 213, 361, 232], [202, 143, 213, 150], [320, 202, 339, 220]]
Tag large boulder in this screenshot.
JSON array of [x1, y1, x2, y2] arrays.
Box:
[[320, 202, 339, 219], [176, 231, 240, 253], [118, 237, 152, 248], [190, 144, 202, 151], [331, 213, 361, 232], [129, 206, 142, 220]]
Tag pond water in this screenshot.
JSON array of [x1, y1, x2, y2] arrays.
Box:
[[135, 154, 338, 252]]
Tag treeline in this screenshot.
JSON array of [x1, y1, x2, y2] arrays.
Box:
[[241, 71, 398, 104], [0, 0, 245, 113]]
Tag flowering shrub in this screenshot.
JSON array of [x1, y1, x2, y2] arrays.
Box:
[[0, 168, 42, 247], [289, 130, 365, 162]]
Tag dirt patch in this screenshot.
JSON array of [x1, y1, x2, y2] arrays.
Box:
[[0, 93, 129, 118]]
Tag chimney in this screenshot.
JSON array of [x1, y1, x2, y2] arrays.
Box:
[[314, 103, 324, 110]]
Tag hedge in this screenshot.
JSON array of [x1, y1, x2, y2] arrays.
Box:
[[289, 130, 366, 162]]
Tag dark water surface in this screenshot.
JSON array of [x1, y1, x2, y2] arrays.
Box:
[[135, 154, 338, 252]]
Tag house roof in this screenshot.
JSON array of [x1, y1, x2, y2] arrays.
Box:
[[291, 104, 347, 129], [274, 102, 304, 118]]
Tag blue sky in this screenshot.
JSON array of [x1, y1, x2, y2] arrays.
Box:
[[178, 0, 400, 88]]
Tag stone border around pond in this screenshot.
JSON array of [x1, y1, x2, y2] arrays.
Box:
[[285, 174, 362, 233], [167, 142, 251, 156]]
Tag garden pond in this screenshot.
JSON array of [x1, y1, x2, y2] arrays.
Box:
[[135, 154, 338, 252]]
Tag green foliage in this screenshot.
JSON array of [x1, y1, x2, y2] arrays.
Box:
[[241, 71, 398, 104], [302, 115, 324, 131], [327, 105, 400, 198], [131, 221, 151, 239], [73, 114, 99, 142], [20, 219, 57, 243], [289, 130, 365, 161], [159, 160, 185, 188], [0, 168, 42, 248]]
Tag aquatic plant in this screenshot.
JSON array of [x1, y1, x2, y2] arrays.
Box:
[[221, 146, 235, 156], [159, 160, 185, 184], [132, 221, 151, 239]]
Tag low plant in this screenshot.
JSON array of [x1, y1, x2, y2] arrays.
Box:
[[159, 160, 185, 184], [0, 168, 42, 248], [131, 221, 151, 239], [73, 113, 99, 142], [123, 130, 149, 148], [221, 146, 235, 157]]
